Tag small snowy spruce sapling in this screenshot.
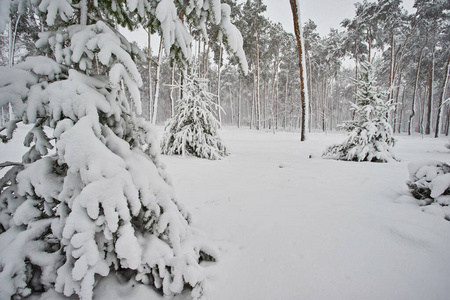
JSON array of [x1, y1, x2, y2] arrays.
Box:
[[161, 72, 228, 159], [0, 1, 247, 300], [323, 61, 397, 162]]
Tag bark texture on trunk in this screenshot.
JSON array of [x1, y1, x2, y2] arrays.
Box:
[[289, 0, 308, 141]]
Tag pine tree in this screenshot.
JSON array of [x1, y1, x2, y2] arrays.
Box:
[[161, 72, 228, 160], [323, 61, 397, 162], [0, 1, 247, 299]]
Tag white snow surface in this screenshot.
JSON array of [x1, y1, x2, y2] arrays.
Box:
[[163, 129, 450, 300], [2, 128, 450, 299]]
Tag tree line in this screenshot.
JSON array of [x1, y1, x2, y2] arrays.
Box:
[[1, 0, 450, 137]]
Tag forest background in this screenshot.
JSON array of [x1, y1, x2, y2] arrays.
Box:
[[1, 0, 450, 138]]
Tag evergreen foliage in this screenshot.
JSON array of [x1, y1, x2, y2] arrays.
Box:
[[161, 73, 228, 160], [323, 61, 397, 162], [0, 1, 247, 299]]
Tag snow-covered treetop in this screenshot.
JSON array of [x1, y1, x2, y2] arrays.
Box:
[[0, 0, 248, 74]]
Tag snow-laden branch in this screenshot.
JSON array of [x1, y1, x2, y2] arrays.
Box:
[[219, 4, 248, 75]]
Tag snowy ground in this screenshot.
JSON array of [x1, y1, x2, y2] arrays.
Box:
[[162, 128, 450, 300], [2, 127, 450, 299]]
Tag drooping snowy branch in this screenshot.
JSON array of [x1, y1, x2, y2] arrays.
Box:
[[219, 4, 248, 75], [0, 1, 225, 299]]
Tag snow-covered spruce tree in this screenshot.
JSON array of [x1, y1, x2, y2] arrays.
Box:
[[161, 72, 228, 159], [323, 61, 397, 162], [0, 1, 247, 300]]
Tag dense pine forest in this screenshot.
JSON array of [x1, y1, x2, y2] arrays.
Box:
[[1, 1, 450, 300], [1, 0, 449, 136]]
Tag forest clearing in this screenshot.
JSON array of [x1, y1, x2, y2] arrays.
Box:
[[1, 0, 449, 299]]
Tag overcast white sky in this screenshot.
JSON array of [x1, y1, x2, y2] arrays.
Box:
[[123, 0, 416, 51], [266, 0, 415, 36]]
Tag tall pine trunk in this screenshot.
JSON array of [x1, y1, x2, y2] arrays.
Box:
[[263, 78, 267, 128], [425, 50, 434, 135], [393, 71, 403, 133], [238, 76, 241, 128], [147, 30, 153, 120], [408, 38, 427, 135], [353, 42, 358, 120], [399, 85, 406, 133], [230, 85, 234, 125], [289, 0, 309, 141], [285, 71, 289, 129], [435, 55, 450, 138], [255, 34, 261, 130], [250, 72, 255, 129], [271, 45, 280, 131], [217, 41, 222, 125], [170, 64, 175, 117]]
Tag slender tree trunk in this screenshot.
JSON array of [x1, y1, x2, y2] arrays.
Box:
[[408, 38, 427, 135], [393, 71, 403, 133], [289, 0, 309, 141], [197, 38, 202, 77], [419, 85, 426, 134], [435, 55, 450, 138], [399, 85, 406, 133], [271, 45, 280, 130], [446, 107, 450, 136], [238, 76, 241, 128], [7, 16, 21, 121], [328, 80, 331, 131], [275, 77, 278, 130], [388, 34, 395, 102], [170, 64, 175, 117], [255, 34, 261, 130], [275, 68, 279, 130], [285, 71, 289, 129], [367, 28, 372, 62], [9, 15, 21, 68], [147, 30, 153, 120], [322, 78, 326, 132], [307, 48, 313, 132], [425, 51, 434, 135], [353, 42, 358, 120], [217, 41, 223, 125], [250, 72, 255, 129], [263, 78, 267, 128], [387, 34, 395, 125], [152, 37, 163, 125]]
